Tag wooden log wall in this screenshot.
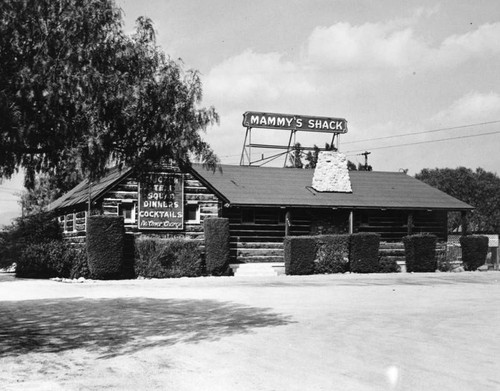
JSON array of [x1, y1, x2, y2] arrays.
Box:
[[101, 173, 219, 242], [355, 210, 408, 241], [412, 210, 447, 241], [58, 211, 87, 246], [223, 207, 286, 263], [285, 209, 311, 236], [59, 173, 219, 245], [354, 209, 447, 242]]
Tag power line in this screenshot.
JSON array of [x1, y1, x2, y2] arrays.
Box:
[[220, 120, 500, 160], [342, 120, 500, 145], [345, 129, 500, 155]]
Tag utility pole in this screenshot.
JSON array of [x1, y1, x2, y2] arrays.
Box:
[[360, 151, 371, 171]]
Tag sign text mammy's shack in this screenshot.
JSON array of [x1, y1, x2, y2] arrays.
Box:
[[242, 111, 347, 133]]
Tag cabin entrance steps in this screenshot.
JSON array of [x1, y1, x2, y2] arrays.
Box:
[[230, 263, 285, 277]]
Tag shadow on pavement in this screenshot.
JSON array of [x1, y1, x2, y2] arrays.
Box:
[[0, 297, 293, 358]]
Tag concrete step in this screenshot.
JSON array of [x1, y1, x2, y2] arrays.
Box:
[[380, 256, 407, 272], [379, 248, 405, 257], [380, 242, 405, 250], [230, 263, 285, 277], [380, 255, 406, 262], [237, 255, 284, 263], [236, 248, 284, 257], [232, 242, 284, 249]]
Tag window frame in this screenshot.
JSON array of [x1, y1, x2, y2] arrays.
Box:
[[185, 202, 201, 224]]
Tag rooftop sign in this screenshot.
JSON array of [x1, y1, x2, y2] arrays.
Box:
[[242, 111, 347, 133]]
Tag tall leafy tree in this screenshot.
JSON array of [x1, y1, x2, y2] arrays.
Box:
[[288, 143, 304, 168], [416, 167, 500, 233], [304, 143, 337, 169], [0, 0, 218, 191]]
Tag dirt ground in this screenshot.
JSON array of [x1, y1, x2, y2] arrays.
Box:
[[1, 272, 499, 391]]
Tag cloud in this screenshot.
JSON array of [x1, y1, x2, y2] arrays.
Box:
[[205, 16, 500, 111], [431, 92, 500, 125], [204, 49, 315, 110], [305, 22, 425, 71], [305, 20, 500, 73], [202, 12, 500, 171], [427, 23, 500, 67]]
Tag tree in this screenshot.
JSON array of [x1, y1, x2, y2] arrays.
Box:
[[288, 143, 303, 168], [289, 142, 359, 170], [0, 0, 218, 190], [415, 167, 500, 233], [347, 160, 357, 171], [304, 143, 336, 169], [357, 162, 372, 171], [19, 169, 83, 215]]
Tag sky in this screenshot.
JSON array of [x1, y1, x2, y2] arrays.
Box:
[[1, 0, 500, 226]]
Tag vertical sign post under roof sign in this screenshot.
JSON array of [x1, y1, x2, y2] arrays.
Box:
[[138, 172, 184, 230], [240, 111, 348, 167]]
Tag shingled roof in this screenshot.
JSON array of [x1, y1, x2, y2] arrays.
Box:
[[48, 164, 473, 212], [47, 167, 132, 211], [191, 164, 473, 211]]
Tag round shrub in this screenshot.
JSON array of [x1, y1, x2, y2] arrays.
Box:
[[161, 239, 203, 278], [16, 240, 73, 279], [378, 257, 400, 273], [87, 216, 124, 279], [314, 235, 350, 274], [69, 246, 91, 279], [134, 237, 163, 278], [459, 235, 488, 271], [284, 236, 315, 275], [350, 233, 380, 273], [204, 218, 231, 276], [134, 237, 203, 278], [1, 211, 62, 268], [403, 234, 437, 272]]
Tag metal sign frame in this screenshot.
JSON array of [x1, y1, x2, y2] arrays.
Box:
[[240, 111, 347, 167]]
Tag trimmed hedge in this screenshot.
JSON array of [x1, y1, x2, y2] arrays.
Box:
[[403, 234, 437, 272], [69, 247, 91, 279], [378, 257, 400, 273], [121, 233, 136, 279], [314, 234, 350, 274], [284, 236, 315, 275], [16, 241, 88, 279], [460, 235, 488, 271], [0, 211, 62, 268], [86, 216, 125, 279], [204, 218, 231, 276], [134, 237, 203, 278], [349, 233, 380, 273]]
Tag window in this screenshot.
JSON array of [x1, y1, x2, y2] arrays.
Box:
[[186, 203, 200, 223], [241, 209, 255, 224], [64, 213, 75, 233], [119, 202, 136, 224]]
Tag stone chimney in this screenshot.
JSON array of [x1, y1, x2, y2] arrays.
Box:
[[311, 151, 352, 192]]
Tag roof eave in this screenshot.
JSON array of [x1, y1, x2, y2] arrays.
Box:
[[222, 202, 474, 211]]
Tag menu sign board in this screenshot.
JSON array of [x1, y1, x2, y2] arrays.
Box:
[[242, 111, 347, 133], [138, 173, 184, 230]]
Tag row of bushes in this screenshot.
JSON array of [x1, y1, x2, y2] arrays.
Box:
[[460, 235, 489, 271], [15, 216, 232, 280], [0, 211, 62, 269], [285, 233, 490, 275], [12, 212, 490, 279], [16, 241, 90, 279], [285, 233, 385, 275]]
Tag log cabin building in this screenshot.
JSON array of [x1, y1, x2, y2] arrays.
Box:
[[48, 160, 473, 265]]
